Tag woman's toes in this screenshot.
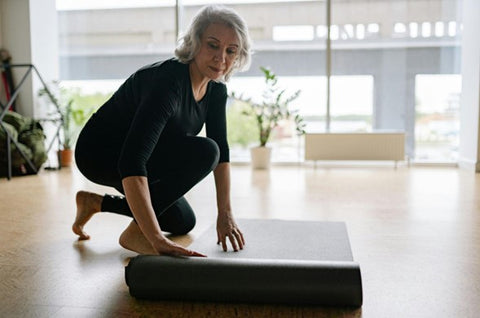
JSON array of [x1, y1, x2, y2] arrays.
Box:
[[73, 191, 101, 239], [72, 224, 90, 240]]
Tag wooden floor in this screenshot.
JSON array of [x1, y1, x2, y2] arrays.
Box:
[[1, 164, 479, 317]]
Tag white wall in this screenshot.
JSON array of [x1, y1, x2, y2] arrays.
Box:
[[459, 0, 480, 172], [29, 0, 59, 119], [0, 0, 479, 171], [0, 0, 58, 118], [0, 0, 32, 116]]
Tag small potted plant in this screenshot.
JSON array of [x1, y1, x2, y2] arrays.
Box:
[[231, 67, 306, 168], [39, 82, 93, 167], [57, 98, 76, 166]]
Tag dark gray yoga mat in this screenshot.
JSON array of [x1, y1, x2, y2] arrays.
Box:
[[125, 219, 363, 307]]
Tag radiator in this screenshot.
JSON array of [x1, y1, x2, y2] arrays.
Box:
[[305, 132, 406, 163]]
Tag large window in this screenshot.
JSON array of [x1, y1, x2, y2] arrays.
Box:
[[330, 0, 463, 162], [179, 0, 327, 162], [415, 74, 461, 162], [56, 0, 463, 163], [227, 75, 373, 161]]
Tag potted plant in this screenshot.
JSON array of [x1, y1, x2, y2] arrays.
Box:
[[57, 98, 75, 167], [39, 82, 94, 167], [231, 67, 306, 169]]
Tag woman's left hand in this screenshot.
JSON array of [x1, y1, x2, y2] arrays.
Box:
[[216, 211, 245, 252]]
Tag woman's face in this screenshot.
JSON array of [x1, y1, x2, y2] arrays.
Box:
[[193, 23, 240, 81]]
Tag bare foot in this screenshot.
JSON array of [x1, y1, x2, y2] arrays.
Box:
[[119, 221, 157, 255], [72, 191, 102, 240]]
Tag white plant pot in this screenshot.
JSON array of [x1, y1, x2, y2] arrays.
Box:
[[250, 146, 272, 169]]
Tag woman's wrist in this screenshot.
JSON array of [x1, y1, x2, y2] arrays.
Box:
[[151, 235, 169, 249], [217, 208, 232, 216], [147, 231, 166, 244]]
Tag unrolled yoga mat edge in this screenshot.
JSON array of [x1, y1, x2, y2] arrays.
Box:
[[125, 219, 363, 307]]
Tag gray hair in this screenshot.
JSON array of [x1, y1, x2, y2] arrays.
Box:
[[175, 5, 252, 82]]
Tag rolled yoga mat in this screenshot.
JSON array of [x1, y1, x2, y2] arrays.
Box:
[[125, 219, 363, 307]]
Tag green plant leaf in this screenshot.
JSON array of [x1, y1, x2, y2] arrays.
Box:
[[228, 66, 304, 147]]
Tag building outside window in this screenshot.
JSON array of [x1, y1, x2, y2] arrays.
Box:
[[56, 0, 463, 164]]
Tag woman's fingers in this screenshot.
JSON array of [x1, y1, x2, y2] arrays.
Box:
[[182, 248, 207, 257], [221, 236, 228, 252], [218, 232, 230, 252], [174, 245, 206, 257], [217, 228, 245, 252], [233, 229, 245, 248], [216, 214, 246, 252], [157, 240, 206, 257], [228, 233, 239, 252]]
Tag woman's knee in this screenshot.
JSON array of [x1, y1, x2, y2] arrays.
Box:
[[158, 201, 196, 235], [194, 137, 220, 172], [158, 207, 197, 235], [175, 214, 196, 235]]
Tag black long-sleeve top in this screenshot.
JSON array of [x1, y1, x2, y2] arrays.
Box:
[[88, 58, 229, 178]]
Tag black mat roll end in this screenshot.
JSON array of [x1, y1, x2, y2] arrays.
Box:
[[125, 219, 363, 307]]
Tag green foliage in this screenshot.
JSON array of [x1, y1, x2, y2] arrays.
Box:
[[38, 82, 110, 149], [230, 67, 306, 147], [226, 100, 259, 147], [66, 87, 112, 114]]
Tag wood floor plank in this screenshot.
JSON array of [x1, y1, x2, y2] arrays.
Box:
[[1, 165, 479, 317]]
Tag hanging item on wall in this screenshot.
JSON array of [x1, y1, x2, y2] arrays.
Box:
[[0, 49, 15, 111]]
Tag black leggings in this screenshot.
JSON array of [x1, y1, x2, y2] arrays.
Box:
[[75, 134, 220, 235]]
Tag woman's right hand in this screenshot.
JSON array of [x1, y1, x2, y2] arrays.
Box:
[[122, 176, 206, 257], [153, 237, 206, 257]]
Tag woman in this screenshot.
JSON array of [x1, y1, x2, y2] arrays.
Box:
[[73, 5, 251, 257]]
